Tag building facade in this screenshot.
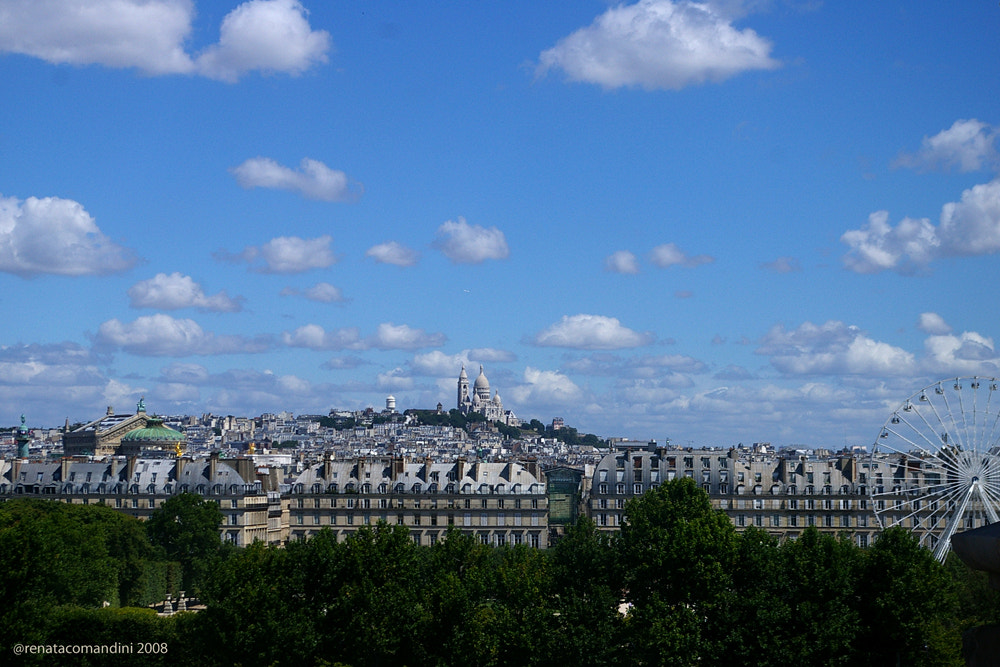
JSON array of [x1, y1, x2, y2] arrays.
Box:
[[588, 444, 879, 546], [287, 455, 549, 547], [0, 454, 282, 546]]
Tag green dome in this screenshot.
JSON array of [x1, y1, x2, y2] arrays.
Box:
[[121, 416, 185, 446]]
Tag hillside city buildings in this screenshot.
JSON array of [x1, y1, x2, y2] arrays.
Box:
[[1, 368, 980, 553]]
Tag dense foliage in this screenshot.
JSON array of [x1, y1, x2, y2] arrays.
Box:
[[1, 480, 996, 666]]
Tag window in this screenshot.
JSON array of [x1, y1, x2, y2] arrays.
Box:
[[633, 483, 643, 494]]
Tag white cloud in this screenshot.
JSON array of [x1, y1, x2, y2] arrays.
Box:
[[840, 211, 939, 274], [0, 0, 330, 81], [95, 314, 271, 356], [195, 0, 330, 82], [283, 323, 445, 351], [894, 119, 999, 173], [0, 0, 195, 75], [938, 178, 1000, 256], [221, 235, 337, 273], [532, 314, 654, 350], [649, 242, 713, 268], [410, 348, 515, 376], [841, 178, 1000, 273], [536, 0, 779, 91], [282, 324, 362, 350], [922, 331, 999, 376], [756, 320, 915, 377], [508, 367, 585, 408], [128, 272, 244, 312], [376, 368, 414, 391], [281, 282, 347, 303], [0, 194, 136, 277], [433, 217, 509, 264], [917, 312, 952, 336], [366, 241, 420, 267], [369, 323, 446, 350], [604, 250, 640, 274], [0, 343, 103, 387], [231, 157, 361, 201]]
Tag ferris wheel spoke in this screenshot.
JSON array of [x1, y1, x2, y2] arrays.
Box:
[[934, 485, 976, 561], [925, 389, 964, 452], [874, 435, 963, 477], [893, 407, 952, 456]]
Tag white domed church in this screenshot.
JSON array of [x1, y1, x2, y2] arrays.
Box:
[[457, 365, 518, 426]]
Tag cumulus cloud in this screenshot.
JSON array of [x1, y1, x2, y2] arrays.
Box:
[[369, 323, 447, 350], [195, 0, 330, 82], [532, 314, 654, 350], [508, 367, 585, 408], [0, 342, 104, 387], [0, 0, 330, 81], [376, 367, 414, 391], [219, 235, 337, 273], [282, 324, 362, 350], [841, 179, 1000, 273], [604, 250, 640, 274], [0, 194, 136, 277], [283, 322, 445, 351], [894, 119, 999, 173], [923, 330, 999, 375], [917, 312, 952, 336], [231, 157, 362, 201], [0, 0, 195, 75], [95, 314, 271, 356], [536, 0, 779, 91], [366, 241, 420, 267], [756, 320, 915, 377], [280, 282, 347, 303], [410, 348, 516, 376], [649, 242, 714, 268], [128, 272, 244, 312], [433, 217, 509, 264]]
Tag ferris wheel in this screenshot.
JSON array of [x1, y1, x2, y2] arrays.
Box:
[[869, 377, 1000, 561]]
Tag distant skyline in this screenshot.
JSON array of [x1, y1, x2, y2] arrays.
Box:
[[2, 1, 999, 448]]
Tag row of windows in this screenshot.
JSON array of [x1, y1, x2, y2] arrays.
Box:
[[733, 513, 870, 529], [292, 482, 542, 495], [294, 496, 542, 510], [594, 481, 871, 496], [292, 512, 543, 528], [288, 529, 543, 549]]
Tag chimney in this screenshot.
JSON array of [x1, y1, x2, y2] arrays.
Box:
[[209, 451, 219, 482], [392, 456, 404, 480], [323, 451, 333, 481], [175, 457, 187, 484], [126, 455, 138, 483], [456, 457, 467, 482], [60, 457, 71, 483], [235, 457, 254, 484]]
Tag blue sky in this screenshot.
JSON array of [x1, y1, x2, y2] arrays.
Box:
[[2, 0, 999, 448]]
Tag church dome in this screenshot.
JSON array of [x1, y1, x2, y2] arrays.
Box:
[[121, 416, 186, 448], [474, 366, 490, 391]]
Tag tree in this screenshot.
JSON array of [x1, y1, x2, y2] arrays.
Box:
[[545, 517, 624, 666], [145, 493, 224, 595], [854, 526, 962, 666], [616, 477, 737, 664]]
